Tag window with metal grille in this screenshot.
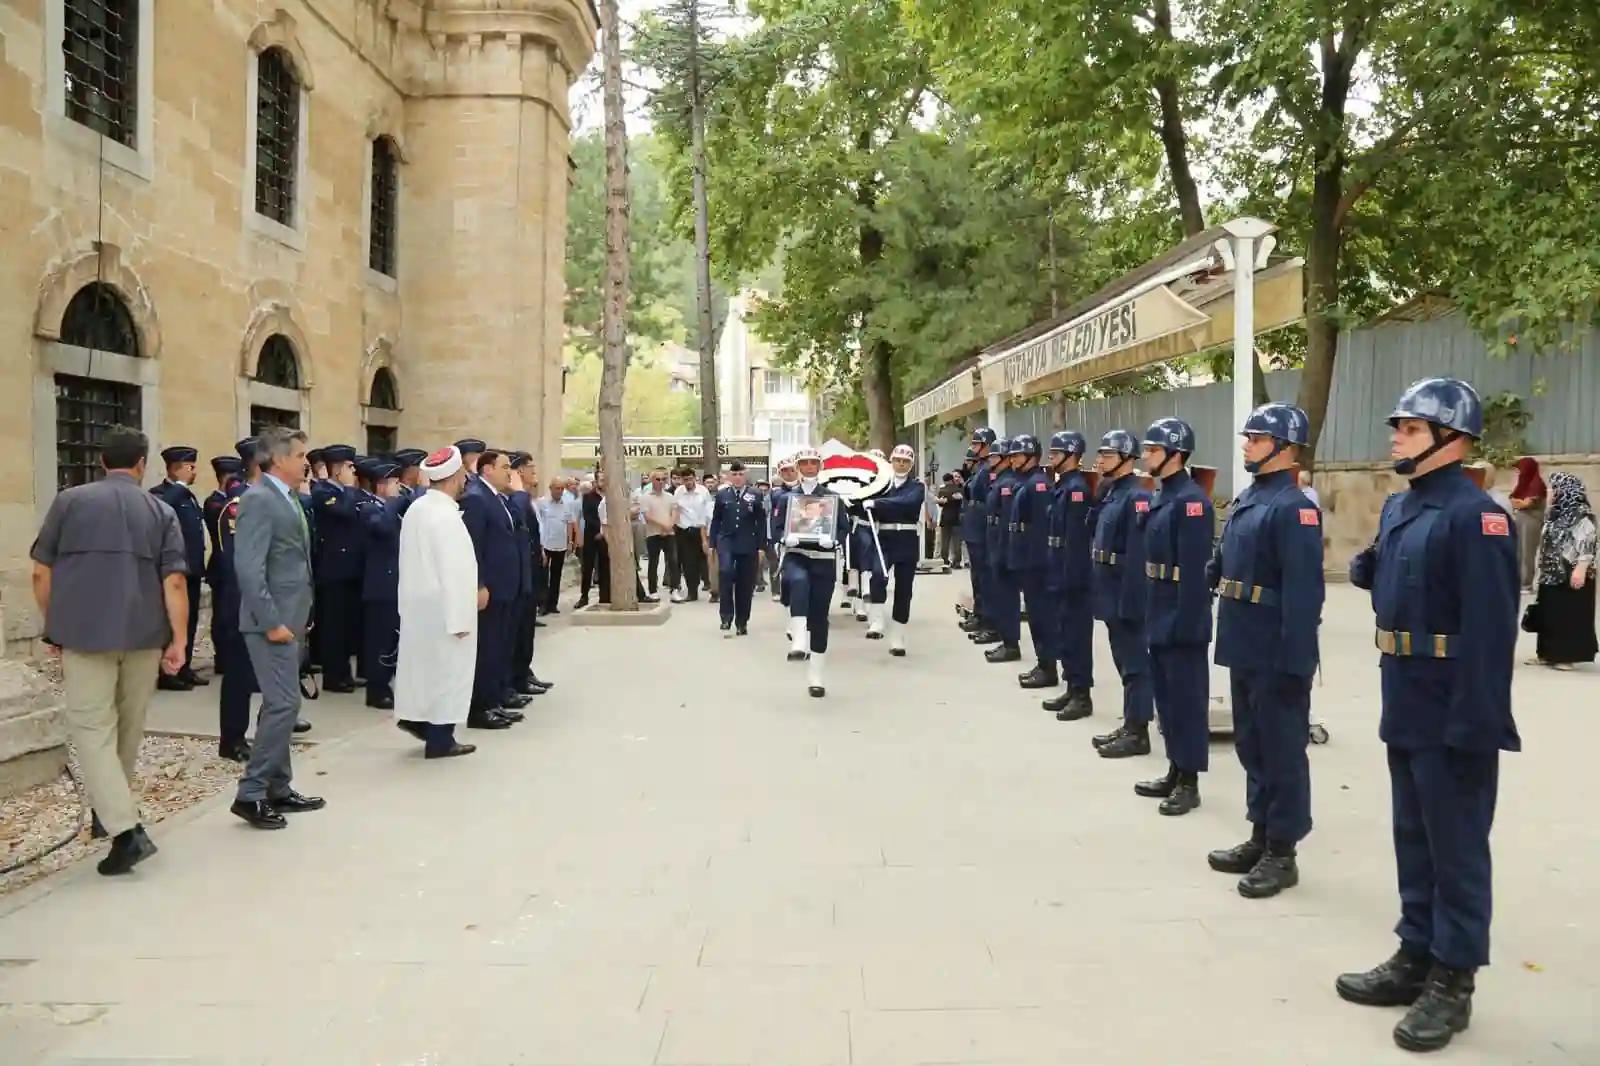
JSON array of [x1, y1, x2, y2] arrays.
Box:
[[55, 374, 142, 490], [369, 367, 399, 410], [255, 334, 300, 388], [63, 0, 138, 147], [254, 47, 300, 226], [369, 137, 399, 276], [366, 426, 397, 457], [60, 282, 140, 355], [249, 405, 299, 435]]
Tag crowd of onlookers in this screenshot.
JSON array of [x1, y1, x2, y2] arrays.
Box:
[[1486, 458, 1597, 670]]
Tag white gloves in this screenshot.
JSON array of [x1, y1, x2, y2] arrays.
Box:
[[819, 536, 835, 550], [784, 534, 800, 548]]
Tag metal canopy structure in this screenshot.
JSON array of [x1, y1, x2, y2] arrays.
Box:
[[901, 217, 1306, 496]]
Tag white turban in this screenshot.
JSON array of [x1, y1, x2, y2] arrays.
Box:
[[421, 445, 463, 481]]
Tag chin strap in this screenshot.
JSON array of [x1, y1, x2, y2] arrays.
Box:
[[1244, 438, 1291, 475], [1394, 426, 1457, 476]]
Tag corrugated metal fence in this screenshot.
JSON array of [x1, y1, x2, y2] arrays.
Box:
[[927, 312, 1600, 499]]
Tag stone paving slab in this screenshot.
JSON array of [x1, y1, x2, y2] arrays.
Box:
[[0, 576, 1595, 1066]]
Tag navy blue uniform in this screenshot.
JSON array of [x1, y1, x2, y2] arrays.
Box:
[[1349, 462, 1520, 970], [711, 483, 766, 626], [1212, 469, 1325, 844], [202, 487, 232, 672], [862, 476, 925, 623], [461, 481, 526, 714], [987, 468, 1021, 645], [360, 494, 402, 706], [1142, 469, 1215, 773], [1005, 467, 1054, 663], [509, 489, 541, 691], [782, 484, 841, 653], [1091, 475, 1153, 727], [961, 464, 993, 620], [151, 479, 206, 670], [214, 495, 258, 753], [1047, 469, 1096, 690], [312, 480, 364, 686]]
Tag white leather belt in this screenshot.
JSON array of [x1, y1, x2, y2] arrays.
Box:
[[791, 547, 836, 560], [877, 523, 917, 532]]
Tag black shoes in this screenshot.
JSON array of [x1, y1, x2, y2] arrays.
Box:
[[96, 825, 157, 875], [984, 643, 1021, 664], [157, 674, 192, 692], [1017, 664, 1058, 690], [736, 624, 749, 636], [1097, 726, 1151, 759], [1238, 851, 1299, 898], [496, 707, 526, 723], [231, 799, 287, 830], [720, 619, 732, 631], [323, 681, 357, 694], [467, 710, 514, 730], [218, 742, 251, 763], [1134, 764, 1178, 798], [1337, 949, 1472, 1051], [366, 695, 395, 710], [1047, 689, 1092, 721], [1207, 830, 1266, 874], [292, 719, 312, 734], [1159, 775, 1201, 816], [426, 742, 477, 759], [269, 790, 326, 814], [1336, 949, 1432, 1008], [396, 720, 428, 741], [179, 668, 209, 687], [89, 810, 108, 839], [808, 685, 825, 698], [500, 692, 532, 709], [968, 628, 1003, 645]]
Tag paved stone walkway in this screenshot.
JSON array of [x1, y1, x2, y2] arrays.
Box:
[[0, 577, 1595, 1065]]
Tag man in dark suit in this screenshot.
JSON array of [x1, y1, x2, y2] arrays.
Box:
[[508, 452, 553, 699], [230, 426, 325, 831], [152, 446, 210, 690], [460, 449, 526, 730]]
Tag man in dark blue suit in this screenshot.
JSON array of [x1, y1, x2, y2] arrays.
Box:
[[710, 461, 765, 635], [460, 449, 526, 730], [508, 452, 553, 699], [152, 446, 209, 691], [358, 459, 404, 709]]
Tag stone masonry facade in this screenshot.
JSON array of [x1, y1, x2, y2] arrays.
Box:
[[0, 0, 596, 775]]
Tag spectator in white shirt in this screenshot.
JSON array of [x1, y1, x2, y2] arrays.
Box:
[[673, 467, 713, 602], [534, 478, 578, 614], [1297, 470, 1321, 509]]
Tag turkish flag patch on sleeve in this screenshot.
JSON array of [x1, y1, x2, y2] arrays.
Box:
[[1134, 500, 1149, 513], [1481, 512, 1510, 536], [1000, 487, 1012, 497], [1071, 491, 1084, 502], [1035, 481, 1048, 491], [1299, 509, 1320, 526], [1186, 501, 1204, 517]]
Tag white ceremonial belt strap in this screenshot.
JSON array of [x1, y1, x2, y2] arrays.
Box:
[[791, 547, 836, 560], [877, 523, 917, 532]]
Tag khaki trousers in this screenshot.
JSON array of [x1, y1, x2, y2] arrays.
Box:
[[61, 648, 160, 836], [707, 548, 720, 596]]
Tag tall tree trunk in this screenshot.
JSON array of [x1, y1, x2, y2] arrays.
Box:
[[855, 151, 896, 452], [1295, 168, 1345, 472], [598, 0, 638, 609], [688, 0, 720, 476]]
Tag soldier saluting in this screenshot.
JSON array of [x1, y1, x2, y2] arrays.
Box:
[[1339, 377, 1519, 1053]]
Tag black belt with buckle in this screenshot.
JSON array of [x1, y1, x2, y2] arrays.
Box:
[[1145, 562, 1181, 582], [1375, 629, 1457, 659], [1216, 579, 1279, 606], [1048, 536, 1064, 548], [1092, 550, 1120, 565]]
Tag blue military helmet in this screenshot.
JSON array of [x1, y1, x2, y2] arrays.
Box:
[[1241, 402, 1310, 446], [991, 437, 1014, 458], [1097, 429, 1138, 458], [1012, 434, 1042, 459], [971, 427, 998, 447], [1143, 417, 1196, 455], [1387, 377, 1484, 439], [1049, 430, 1087, 457]]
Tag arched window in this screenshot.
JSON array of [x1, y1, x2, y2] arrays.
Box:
[[254, 46, 300, 226], [369, 136, 399, 276], [369, 366, 399, 410], [255, 334, 300, 389], [60, 282, 139, 356]]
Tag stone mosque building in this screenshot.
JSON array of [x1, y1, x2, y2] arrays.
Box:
[[0, 0, 598, 663]]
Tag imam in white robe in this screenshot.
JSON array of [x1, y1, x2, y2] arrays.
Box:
[[394, 488, 479, 725]]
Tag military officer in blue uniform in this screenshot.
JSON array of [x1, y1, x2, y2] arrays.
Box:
[[1133, 417, 1214, 815], [1041, 431, 1096, 720], [959, 430, 997, 638], [710, 461, 766, 635], [780, 446, 840, 696], [202, 455, 243, 676], [859, 444, 926, 655], [980, 439, 1023, 660], [1089, 430, 1156, 757], [358, 459, 403, 710], [151, 446, 209, 691], [1002, 436, 1055, 684], [1336, 378, 1519, 1054], [311, 444, 364, 692], [307, 448, 328, 483], [213, 443, 265, 761], [392, 448, 428, 515], [1205, 403, 1324, 897]]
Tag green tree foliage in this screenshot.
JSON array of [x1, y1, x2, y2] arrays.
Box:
[[562, 347, 700, 437]]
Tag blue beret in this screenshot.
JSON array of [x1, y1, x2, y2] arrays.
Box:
[[211, 456, 243, 474], [509, 451, 533, 469], [161, 446, 198, 464], [322, 444, 357, 464], [235, 437, 262, 461], [454, 438, 487, 455], [393, 448, 428, 468]]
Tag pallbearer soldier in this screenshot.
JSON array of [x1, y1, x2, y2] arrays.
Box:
[[359, 459, 404, 710], [780, 446, 840, 696], [861, 444, 925, 656], [1205, 403, 1323, 897], [959, 429, 997, 637], [1041, 431, 1096, 720], [1338, 377, 1519, 1053], [977, 439, 1019, 655], [1088, 430, 1155, 757], [1133, 417, 1213, 816], [710, 461, 765, 635], [1005, 435, 1056, 688]]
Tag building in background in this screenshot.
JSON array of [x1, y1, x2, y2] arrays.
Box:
[[715, 290, 816, 464], [657, 342, 701, 394]]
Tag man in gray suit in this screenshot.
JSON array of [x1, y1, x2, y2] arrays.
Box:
[[229, 426, 326, 830]]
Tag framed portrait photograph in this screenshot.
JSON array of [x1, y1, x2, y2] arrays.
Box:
[[785, 493, 841, 545]]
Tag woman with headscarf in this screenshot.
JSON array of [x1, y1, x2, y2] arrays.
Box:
[[1509, 457, 1548, 590], [1529, 472, 1597, 670]]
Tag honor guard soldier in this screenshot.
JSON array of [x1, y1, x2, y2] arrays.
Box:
[[1089, 430, 1156, 757], [307, 448, 329, 483], [1004, 435, 1056, 687], [972, 439, 1015, 649], [152, 446, 209, 691], [506, 452, 550, 700], [780, 447, 840, 696], [1134, 417, 1214, 815], [982, 439, 1024, 662], [392, 448, 428, 513], [311, 444, 364, 692], [1337, 377, 1519, 1054], [1041, 431, 1096, 720], [359, 459, 403, 709], [861, 444, 925, 655], [1205, 403, 1324, 897], [711, 461, 765, 635], [202, 455, 243, 675], [959, 429, 997, 637]]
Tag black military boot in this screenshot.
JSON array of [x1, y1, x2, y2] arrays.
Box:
[[1238, 841, 1299, 897], [1092, 724, 1126, 748], [1393, 965, 1474, 1052], [96, 825, 158, 876], [1159, 771, 1200, 815], [959, 616, 983, 633], [1207, 823, 1266, 874], [969, 627, 1003, 645], [1017, 663, 1057, 689], [1134, 762, 1178, 798], [1099, 725, 1152, 759], [1041, 690, 1070, 713], [1056, 688, 1093, 722], [985, 643, 1022, 664], [1335, 948, 1432, 1008]]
